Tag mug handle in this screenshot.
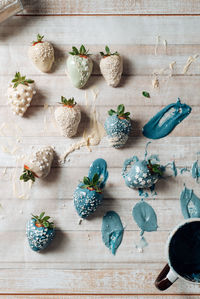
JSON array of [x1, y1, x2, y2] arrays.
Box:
[[154, 264, 178, 291]]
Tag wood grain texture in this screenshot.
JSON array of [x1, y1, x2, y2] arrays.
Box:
[[1, 266, 200, 294], [19, 0, 200, 15], [1, 13, 200, 295]]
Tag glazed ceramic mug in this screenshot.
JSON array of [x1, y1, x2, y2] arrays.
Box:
[[155, 218, 200, 290]]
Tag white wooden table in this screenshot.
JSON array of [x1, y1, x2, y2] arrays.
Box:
[[1, 1, 200, 297]]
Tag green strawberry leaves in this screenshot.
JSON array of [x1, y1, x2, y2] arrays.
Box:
[[32, 34, 44, 45], [81, 173, 102, 193], [147, 160, 163, 176], [100, 45, 119, 57], [142, 91, 150, 98], [108, 104, 131, 120], [20, 168, 35, 182], [12, 72, 34, 88], [32, 211, 54, 229], [69, 45, 90, 56], [59, 96, 76, 106]]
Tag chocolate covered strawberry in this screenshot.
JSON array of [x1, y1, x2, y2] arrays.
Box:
[[28, 34, 54, 72], [20, 146, 54, 182], [100, 46, 123, 87], [104, 104, 131, 148], [7, 72, 36, 116], [122, 156, 163, 189], [66, 45, 93, 89], [26, 212, 55, 251], [54, 97, 81, 138], [73, 158, 108, 218]]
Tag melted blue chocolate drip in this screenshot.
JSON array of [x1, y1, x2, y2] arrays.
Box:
[[192, 160, 200, 182], [142, 98, 192, 139], [132, 201, 158, 233], [74, 158, 108, 218], [180, 186, 200, 219], [102, 211, 124, 255], [88, 158, 108, 189]]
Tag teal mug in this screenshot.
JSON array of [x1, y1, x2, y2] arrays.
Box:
[[155, 218, 200, 290]]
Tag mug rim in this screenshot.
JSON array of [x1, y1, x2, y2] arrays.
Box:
[[166, 217, 200, 284]]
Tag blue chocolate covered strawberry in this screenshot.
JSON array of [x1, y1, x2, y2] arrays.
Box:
[[73, 158, 108, 218], [104, 104, 131, 148], [122, 156, 163, 189], [26, 212, 55, 252]]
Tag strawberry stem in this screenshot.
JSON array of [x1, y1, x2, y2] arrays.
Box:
[[59, 96, 76, 107], [69, 45, 90, 56], [20, 166, 36, 182], [108, 104, 130, 120], [12, 72, 34, 88], [80, 173, 102, 193], [100, 45, 119, 57], [32, 212, 54, 229], [147, 160, 163, 176], [32, 34, 44, 45]]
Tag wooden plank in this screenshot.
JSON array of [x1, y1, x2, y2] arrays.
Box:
[[5, 296, 199, 299], [0, 266, 200, 294], [0, 164, 197, 199], [0, 44, 200, 76], [20, 0, 200, 15], [0, 104, 196, 137], [0, 231, 174, 266], [2, 16, 200, 45], [1, 76, 200, 106], [0, 136, 199, 167], [0, 197, 185, 232]]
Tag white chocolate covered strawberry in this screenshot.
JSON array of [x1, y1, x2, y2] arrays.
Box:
[[100, 46, 123, 87], [66, 45, 93, 89], [20, 146, 54, 182], [55, 97, 81, 138], [28, 34, 54, 73], [7, 72, 36, 117]]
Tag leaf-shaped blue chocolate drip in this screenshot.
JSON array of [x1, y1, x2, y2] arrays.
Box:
[[132, 201, 158, 232], [180, 186, 200, 219], [102, 211, 124, 255]]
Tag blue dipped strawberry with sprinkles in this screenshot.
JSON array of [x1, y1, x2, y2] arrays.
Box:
[[73, 158, 108, 218], [26, 212, 55, 252], [104, 104, 132, 148]]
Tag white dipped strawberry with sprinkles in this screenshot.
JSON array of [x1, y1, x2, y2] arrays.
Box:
[[54, 97, 81, 138], [104, 104, 132, 148], [28, 34, 54, 72], [7, 72, 35, 117], [100, 46, 123, 87], [66, 45, 93, 89], [20, 146, 54, 182], [26, 212, 55, 252]]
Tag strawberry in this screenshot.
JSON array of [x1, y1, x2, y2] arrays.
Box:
[[28, 34, 54, 72], [104, 104, 131, 148], [73, 158, 108, 218], [26, 212, 55, 251], [54, 97, 81, 138], [100, 46, 123, 87], [66, 45, 93, 89], [122, 158, 163, 189], [20, 146, 54, 182], [7, 72, 36, 117]]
